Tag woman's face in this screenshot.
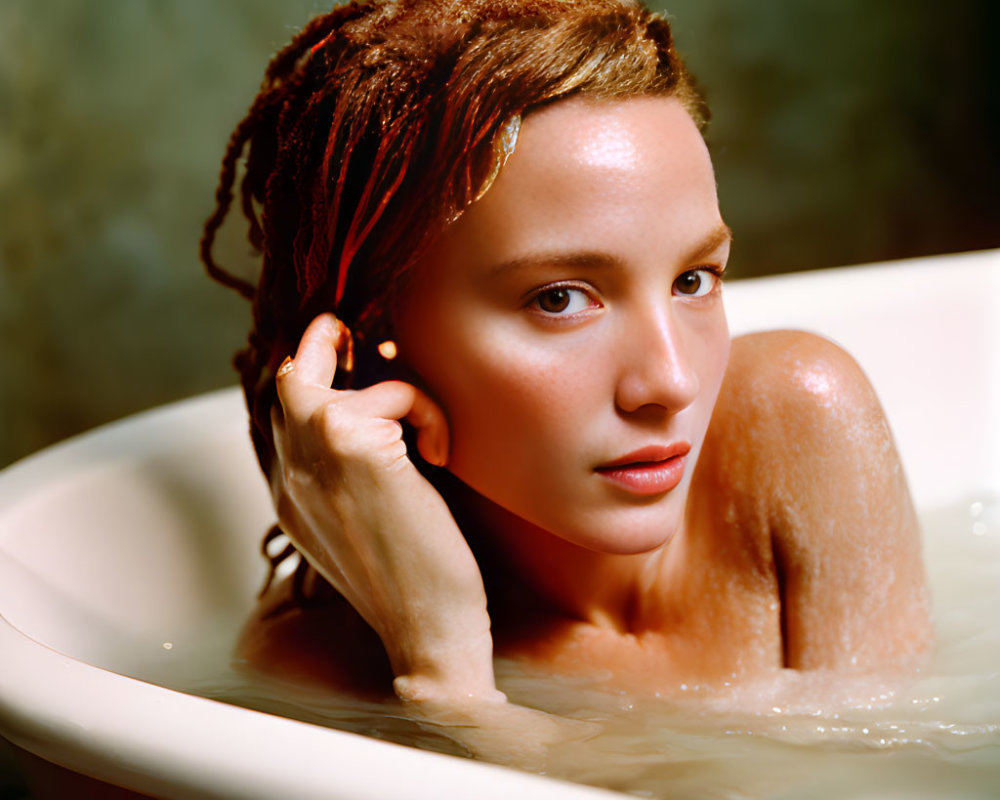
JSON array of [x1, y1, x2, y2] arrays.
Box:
[[394, 96, 731, 554]]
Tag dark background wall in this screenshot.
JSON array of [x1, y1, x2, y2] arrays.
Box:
[[1, 0, 998, 469]]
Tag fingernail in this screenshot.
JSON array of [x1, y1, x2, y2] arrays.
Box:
[[276, 357, 294, 378]]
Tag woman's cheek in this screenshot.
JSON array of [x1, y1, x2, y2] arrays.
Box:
[[685, 302, 731, 402], [443, 340, 589, 483], [702, 327, 731, 401]]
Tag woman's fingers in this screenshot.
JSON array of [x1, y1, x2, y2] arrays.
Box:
[[294, 313, 349, 387], [269, 405, 289, 462], [275, 313, 350, 416], [336, 381, 449, 467], [273, 312, 448, 467]]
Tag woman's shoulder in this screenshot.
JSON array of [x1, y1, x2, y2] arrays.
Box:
[[705, 329, 883, 485], [692, 328, 890, 584], [722, 329, 877, 424], [702, 329, 930, 669]]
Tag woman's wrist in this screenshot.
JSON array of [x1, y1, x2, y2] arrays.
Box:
[[388, 622, 504, 704], [393, 672, 507, 705]]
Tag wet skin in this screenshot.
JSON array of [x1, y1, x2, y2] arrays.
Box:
[[239, 97, 931, 698]]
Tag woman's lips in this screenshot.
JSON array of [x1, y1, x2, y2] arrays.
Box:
[[595, 443, 691, 496]]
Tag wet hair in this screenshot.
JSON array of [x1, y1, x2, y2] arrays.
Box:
[[200, 0, 707, 601]]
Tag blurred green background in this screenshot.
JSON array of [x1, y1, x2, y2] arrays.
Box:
[[1, 0, 998, 469]]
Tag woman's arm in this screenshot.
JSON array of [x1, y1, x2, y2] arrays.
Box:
[[261, 314, 595, 762], [270, 313, 500, 702], [725, 331, 932, 671]]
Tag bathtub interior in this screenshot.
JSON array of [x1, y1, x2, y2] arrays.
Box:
[[0, 249, 997, 799]]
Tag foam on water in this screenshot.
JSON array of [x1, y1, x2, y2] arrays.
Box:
[[124, 495, 1000, 799]]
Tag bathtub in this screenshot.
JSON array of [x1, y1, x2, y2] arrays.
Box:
[[1, 249, 997, 799]]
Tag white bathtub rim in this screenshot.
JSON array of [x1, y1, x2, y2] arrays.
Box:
[[0, 387, 248, 512], [0, 616, 624, 800]]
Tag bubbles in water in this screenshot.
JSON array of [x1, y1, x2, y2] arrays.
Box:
[[966, 494, 1000, 539]]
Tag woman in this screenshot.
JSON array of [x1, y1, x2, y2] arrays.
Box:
[[201, 0, 930, 732]]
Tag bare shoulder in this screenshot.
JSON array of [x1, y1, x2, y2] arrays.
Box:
[[702, 330, 931, 670], [235, 572, 394, 696], [720, 329, 880, 432], [686, 330, 874, 591], [702, 329, 881, 502], [710, 328, 909, 530]]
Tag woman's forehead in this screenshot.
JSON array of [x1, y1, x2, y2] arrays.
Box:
[[512, 95, 709, 172], [430, 96, 721, 266]]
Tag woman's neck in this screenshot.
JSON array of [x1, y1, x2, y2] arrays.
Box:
[[452, 487, 680, 635]]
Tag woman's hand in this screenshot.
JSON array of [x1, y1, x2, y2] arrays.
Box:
[[270, 313, 503, 705]]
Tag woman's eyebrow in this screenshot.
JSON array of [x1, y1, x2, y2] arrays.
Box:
[[486, 250, 621, 278], [485, 223, 733, 278], [686, 222, 733, 263]]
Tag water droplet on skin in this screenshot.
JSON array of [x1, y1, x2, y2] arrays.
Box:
[[162, 642, 173, 650]]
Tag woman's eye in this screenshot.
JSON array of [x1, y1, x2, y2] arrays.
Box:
[[673, 269, 719, 297], [529, 286, 596, 315]]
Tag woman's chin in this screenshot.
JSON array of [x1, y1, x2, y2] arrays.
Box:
[[535, 505, 684, 556], [451, 476, 686, 557], [568, 525, 679, 556]]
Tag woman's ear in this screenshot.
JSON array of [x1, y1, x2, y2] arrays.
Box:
[[374, 325, 450, 466], [406, 387, 450, 468]]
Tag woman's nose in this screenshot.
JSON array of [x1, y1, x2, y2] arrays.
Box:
[[614, 308, 699, 415]]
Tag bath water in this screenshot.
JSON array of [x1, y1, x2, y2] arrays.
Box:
[[125, 496, 1000, 799]]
